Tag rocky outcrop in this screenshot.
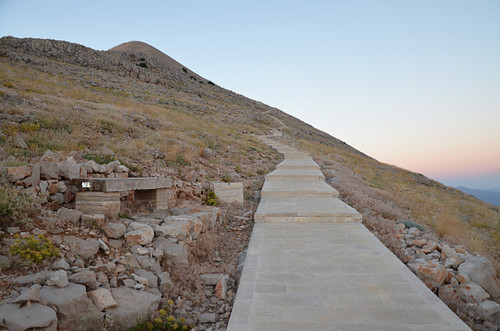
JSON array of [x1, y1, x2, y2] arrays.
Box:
[[397, 222, 500, 329], [0, 202, 240, 330]]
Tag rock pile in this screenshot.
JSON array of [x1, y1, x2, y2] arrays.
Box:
[[0, 205, 229, 330], [397, 222, 500, 329], [1, 150, 129, 206]]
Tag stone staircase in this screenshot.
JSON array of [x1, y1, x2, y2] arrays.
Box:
[[254, 139, 361, 224], [227, 138, 470, 330]]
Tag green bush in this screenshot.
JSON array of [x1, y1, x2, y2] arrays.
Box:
[[10, 234, 60, 264], [83, 153, 116, 165]]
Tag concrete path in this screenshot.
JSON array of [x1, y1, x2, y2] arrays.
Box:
[[227, 139, 470, 330]]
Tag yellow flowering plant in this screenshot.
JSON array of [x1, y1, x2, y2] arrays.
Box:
[[128, 305, 193, 331], [9, 235, 59, 265]]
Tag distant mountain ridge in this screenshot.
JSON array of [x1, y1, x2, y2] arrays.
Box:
[[457, 186, 500, 206]]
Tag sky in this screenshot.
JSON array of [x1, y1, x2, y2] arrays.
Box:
[[1, 0, 499, 189]]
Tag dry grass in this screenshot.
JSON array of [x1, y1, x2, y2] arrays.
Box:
[[0, 57, 280, 185], [298, 137, 500, 273]]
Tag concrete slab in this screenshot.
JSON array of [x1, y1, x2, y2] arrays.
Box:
[[265, 168, 325, 181], [213, 182, 244, 204], [228, 223, 471, 330], [276, 158, 320, 170], [261, 180, 338, 198], [254, 197, 361, 223]]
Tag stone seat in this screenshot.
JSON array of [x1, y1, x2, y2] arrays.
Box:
[[71, 177, 174, 218], [71, 177, 173, 192]]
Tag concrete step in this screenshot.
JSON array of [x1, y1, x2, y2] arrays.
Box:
[[254, 197, 362, 223], [261, 180, 338, 198], [265, 168, 325, 181], [276, 158, 320, 170]]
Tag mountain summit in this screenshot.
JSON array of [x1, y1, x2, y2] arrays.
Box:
[[110, 40, 204, 80]]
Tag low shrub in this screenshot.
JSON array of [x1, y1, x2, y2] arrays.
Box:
[[129, 302, 193, 331], [83, 153, 116, 165], [9, 234, 60, 264], [204, 191, 219, 207]]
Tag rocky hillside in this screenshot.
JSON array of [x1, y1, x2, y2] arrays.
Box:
[[0, 37, 499, 329]]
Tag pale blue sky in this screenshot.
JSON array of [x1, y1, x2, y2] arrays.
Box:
[[1, 1, 499, 189]]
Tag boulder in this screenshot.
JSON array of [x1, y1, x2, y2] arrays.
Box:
[[458, 281, 490, 303], [87, 288, 118, 310], [57, 180, 67, 192], [52, 259, 71, 270], [39, 283, 102, 330], [12, 284, 41, 304], [58, 207, 83, 225], [115, 165, 128, 173], [6, 166, 31, 182], [200, 273, 230, 286], [0, 303, 57, 331], [189, 210, 219, 231], [458, 256, 500, 299], [21, 164, 40, 187], [46, 270, 68, 288], [127, 221, 151, 231], [106, 287, 160, 330], [154, 216, 199, 240], [135, 255, 162, 274], [68, 269, 98, 290], [50, 192, 65, 204], [41, 162, 59, 179], [105, 160, 120, 173], [154, 237, 189, 266], [102, 222, 126, 239], [444, 254, 465, 269], [408, 260, 447, 290], [132, 273, 149, 286], [58, 157, 80, 180], [41, 150, 59, 162], [63, 236, 100, 260], [124, 225, 154, 246], [135, 269, 158, 288], [84, 160, 101, 173], [199, 312, 218, 324], [478, 300, 500, 325]]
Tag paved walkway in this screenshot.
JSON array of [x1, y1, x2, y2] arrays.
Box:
[[227, 139, 470, 330]]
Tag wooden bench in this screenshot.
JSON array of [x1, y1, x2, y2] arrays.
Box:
[[71, 177, 174, 218]]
